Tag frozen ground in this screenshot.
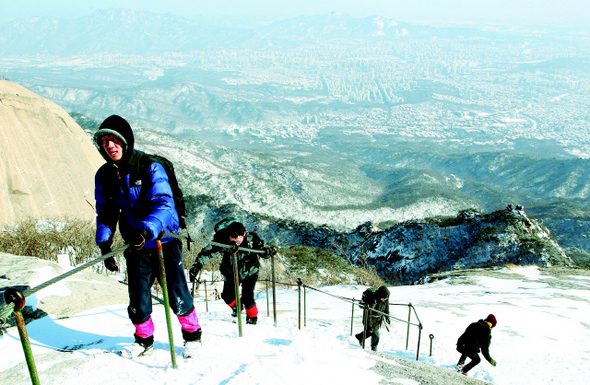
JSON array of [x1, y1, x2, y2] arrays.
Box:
[[1, 254, 588, 385]]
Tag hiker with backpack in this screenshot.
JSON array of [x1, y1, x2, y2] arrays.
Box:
[[355, 285, 390, 352], [189, 218, 274, 325], [93, 115, 202, 359], [456, 314, 498, 375]]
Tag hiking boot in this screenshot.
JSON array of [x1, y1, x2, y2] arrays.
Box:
[[231, 303, 244, 318], [183, 339, 201, 358], [355, 333, 363, 347], [246, 316, 257, 325], [371, 346, 378, 352], [119, 335, 154, 359]]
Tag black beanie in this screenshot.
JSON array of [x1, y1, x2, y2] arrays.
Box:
[[375, 286, 390, 299]]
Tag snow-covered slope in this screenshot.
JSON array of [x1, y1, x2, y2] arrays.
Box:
[[1, 254, 588, 385]]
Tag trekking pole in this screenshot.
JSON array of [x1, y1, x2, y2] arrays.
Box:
[[231, 245, 243, 337], [156, 239, 177, 369], [406, 303, 412, 351], [271, 253, 277, 327], [4, 288, 40, 385], [204, 280, 209, 313], [429, 334, 434, 356]]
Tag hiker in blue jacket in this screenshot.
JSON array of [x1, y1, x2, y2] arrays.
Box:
[[93, 115, 201, 359]]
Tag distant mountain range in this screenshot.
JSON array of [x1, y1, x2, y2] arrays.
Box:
[[0, 8, 522, 56], [1, 9, 589, 268]]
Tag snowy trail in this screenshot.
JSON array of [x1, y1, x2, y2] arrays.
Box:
[[1, 265, 589, 385]]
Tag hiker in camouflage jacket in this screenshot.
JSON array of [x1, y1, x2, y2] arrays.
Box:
[[190, 220, 273, 324], [355, 285, 390, 351]]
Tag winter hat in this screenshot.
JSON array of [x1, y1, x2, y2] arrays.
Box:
[[93, 115, 134, 163], [375, 286, 390, 299], [484, 314, 497, 328]]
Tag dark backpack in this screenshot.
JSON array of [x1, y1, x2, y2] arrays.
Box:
[[360, 288, 376, 307], [140, 153, 188, 229]]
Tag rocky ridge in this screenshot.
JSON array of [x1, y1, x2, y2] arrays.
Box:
[[198, 204, 575, 285]]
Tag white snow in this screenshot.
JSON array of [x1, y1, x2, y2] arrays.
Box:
[[1, 266, 589, 385]]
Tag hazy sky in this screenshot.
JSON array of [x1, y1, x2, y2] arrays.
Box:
[[3, 0, 589, 26]]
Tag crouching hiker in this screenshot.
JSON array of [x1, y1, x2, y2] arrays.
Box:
[[189, 218, 273, 325], [94, 115, 202, 359], [355, 286, 390, 352], [456, 314, 498, 375]]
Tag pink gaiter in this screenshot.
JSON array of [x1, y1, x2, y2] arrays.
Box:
[[177, 309, 201, 332], [134, 317, 154, 339]]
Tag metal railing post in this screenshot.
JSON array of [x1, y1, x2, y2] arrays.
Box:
[[204, 280, 209, 312], [303, 282, 307, 328], [4, 288, 40, 385], [156, 240, 177, 369], [350, 298, 355, 336], [416, 324, 423, 361], [271, 254, 277, 327], [265, 279, 270, 317], [231, 249, 243, 337], [406, 303, 412, 351], [297, 279, 302, 330], [15, 310, 40, 385]]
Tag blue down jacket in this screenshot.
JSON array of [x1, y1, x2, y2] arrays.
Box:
[[94, 115, 178, 248]]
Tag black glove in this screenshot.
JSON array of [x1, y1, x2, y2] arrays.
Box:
[[263, 246, 276, 258], [127, 228, 151, 251], [99, 241, 118, 272], [189, 262, 203, 282], [104, 257, 119, 272]]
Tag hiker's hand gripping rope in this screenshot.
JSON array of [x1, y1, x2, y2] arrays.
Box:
[[162, 232, 267, 255]]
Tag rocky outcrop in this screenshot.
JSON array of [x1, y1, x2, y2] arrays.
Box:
[[357, 206, 574, 284], [0, 80, 104, 225], [197, 204, 574, 284]]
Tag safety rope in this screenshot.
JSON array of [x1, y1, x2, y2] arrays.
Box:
[[0, 245, 129, 324], [1, 229, 423, 330], [164, 232, 266, 255]]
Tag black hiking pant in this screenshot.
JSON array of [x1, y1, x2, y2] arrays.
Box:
[[355, 330, 380, 350], [458, 353, 481, 373], [126, 238, 194, 324], [221, 272, 259, 310]]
